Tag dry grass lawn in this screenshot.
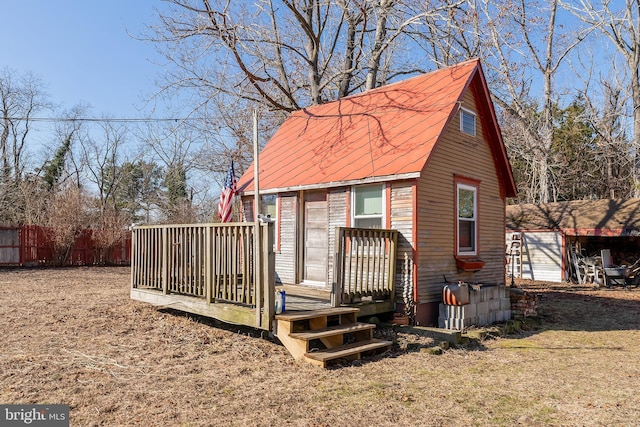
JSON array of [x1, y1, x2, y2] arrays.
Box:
[[1, 267, 639, 426]]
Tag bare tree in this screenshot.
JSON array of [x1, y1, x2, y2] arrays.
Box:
[[141, 0, 474, 196], [92, 203, 130, 264], [420, 0, 484, 67], [138, 119, 199, 222], [562, 0, 640, 197], [0, 68, 51, 221], [43, 185, 93, 266], [479, 0, 590, 203], [576, 57, 634, 199], [0, 67, 51, 183], [77, 119, 130, 214]]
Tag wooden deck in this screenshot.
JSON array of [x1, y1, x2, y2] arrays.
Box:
[[130, 222, 276, 330], [131, 284, 392, 322], [278, 284, 394, 316], [130, 222, 397, 367]]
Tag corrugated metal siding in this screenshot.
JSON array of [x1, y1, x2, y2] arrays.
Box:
[[416, 90, 507, 303], [0, 228, 20, 264], [237, 61, 484, 192], [275, 193, 298, 284], [328, 188, 348, 290], [507, 231, 563, 282]]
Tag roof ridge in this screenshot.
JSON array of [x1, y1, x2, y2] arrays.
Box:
[[294, 60, 480, 113]]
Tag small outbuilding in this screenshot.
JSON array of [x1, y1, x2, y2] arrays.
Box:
[[506, 199, 640, 283], [238, 59, 517, 325]]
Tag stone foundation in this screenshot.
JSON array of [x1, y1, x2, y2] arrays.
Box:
[[438, 284, 511, 330]]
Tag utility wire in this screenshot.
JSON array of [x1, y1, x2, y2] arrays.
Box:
[[3, 116, 207, 123]]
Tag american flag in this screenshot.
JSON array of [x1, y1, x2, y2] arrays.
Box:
[[218, 161, 237, 223]]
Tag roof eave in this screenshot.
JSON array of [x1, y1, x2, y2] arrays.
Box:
[[472, 64, 518, 198], [239, 172, 421, 196]]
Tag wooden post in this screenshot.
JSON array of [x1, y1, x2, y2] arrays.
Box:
[[332, 227, 344, 308], [130, 228, 137, 290], [205, 225, 212, 304], [261, 221, 275, 328], [162, 226, 169, 295], [388, 231, 398, 306]]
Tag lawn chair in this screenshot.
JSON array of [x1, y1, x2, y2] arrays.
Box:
[[582, 256, 603, 286], [601, 249, 626, 287]]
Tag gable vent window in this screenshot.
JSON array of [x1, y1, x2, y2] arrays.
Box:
[[460, 108, 476, 137]]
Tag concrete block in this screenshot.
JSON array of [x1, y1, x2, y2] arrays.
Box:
[[485, 286, 494, 300], [489, 299, 499, 311], [470, 290, 479, 304], [462, 303, 477, 318], [500, 286, 509, 298], [451, 306, 463, 318], [500, 298, 511, 311], [438, 317, 446, 329], [444, 319, 453, 330], [478, 314, 488, 326], [477, 301, 489, 315], [489, 311, 496, 324], [452, 318, 461, 330], [443, 305, 454, 319]]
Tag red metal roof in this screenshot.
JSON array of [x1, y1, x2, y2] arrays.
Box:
[[238, 59, 516, 196]]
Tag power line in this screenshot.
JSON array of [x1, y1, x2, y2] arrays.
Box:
[[4, 116, 208, 123]]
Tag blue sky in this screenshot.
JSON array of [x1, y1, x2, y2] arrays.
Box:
[[1, 1, 168, 118]]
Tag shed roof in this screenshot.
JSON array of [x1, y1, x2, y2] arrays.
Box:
[[238, 59, 516, 196], [506, 199, 640, 236]]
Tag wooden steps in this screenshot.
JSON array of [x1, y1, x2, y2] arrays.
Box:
[[275, 307, 392, 368], [305, 339, 392, 366]]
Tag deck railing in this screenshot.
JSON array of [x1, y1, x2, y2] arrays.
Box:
[[131, 222, 275, 328], [333, 227, 398, 307]]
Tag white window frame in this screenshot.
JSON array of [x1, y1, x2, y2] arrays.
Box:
[[460, 108, 476, 137], [351, 184, 385, 229], [456, 182, 478, 256]]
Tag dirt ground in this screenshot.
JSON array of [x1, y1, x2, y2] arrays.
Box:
[[1, 268, 639, 426]]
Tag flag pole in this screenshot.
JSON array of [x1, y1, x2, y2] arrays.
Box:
[[253, 109, 262, 327], [253, 109, 261, 217]]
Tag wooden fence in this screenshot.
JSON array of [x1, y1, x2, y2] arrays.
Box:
[[130, 222, 275, 329], [0, 225, 131, 266], [333, 227, 398, 307]]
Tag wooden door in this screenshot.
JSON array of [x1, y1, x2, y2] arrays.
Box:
[[303, 192, 328, 285]]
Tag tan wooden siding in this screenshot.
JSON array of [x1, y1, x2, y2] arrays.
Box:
[[275, 193, 298, 284], [328, 188, 348, 290], [416, 90, 507, 303], [241, 198, 254, 222], [389, 182, 415, 302]]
